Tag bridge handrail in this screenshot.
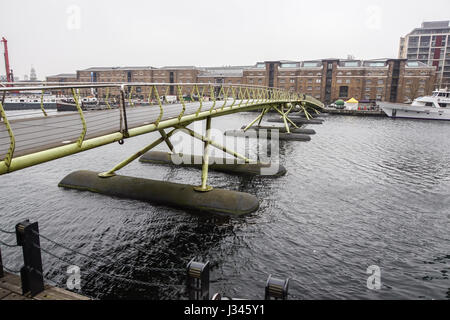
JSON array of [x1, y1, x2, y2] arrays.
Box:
[[0, 82, 323, 175], [1, 82, 292, 92]]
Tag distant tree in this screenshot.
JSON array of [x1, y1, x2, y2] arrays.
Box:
[[406, 79, 421, 101], [424, 77, 434, 95]]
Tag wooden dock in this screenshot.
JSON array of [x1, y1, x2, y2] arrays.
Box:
[[324, 108, 386, 117], [0, 272, 89, 300]]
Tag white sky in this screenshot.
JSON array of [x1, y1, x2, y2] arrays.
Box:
[[1, 0, 449, 79]]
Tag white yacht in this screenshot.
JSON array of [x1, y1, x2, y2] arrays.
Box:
[[379, 88, 450, 121]]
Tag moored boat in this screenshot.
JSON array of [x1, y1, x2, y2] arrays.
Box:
[[1, 94, 57, 110], [56, 96, 113, 112], [379, 88, 450, 121]]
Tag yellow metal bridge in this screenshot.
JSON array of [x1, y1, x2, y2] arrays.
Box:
[[0, 82, 323, 215], [0, 83, 323, 175]]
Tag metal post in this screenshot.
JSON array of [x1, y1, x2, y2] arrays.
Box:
[[71, 88, 87, 147], [0, 100, 16, 169], [39, 90, 48, 117], [280, 104, 290, 134], [159, 129, 174, 152], [242, 108, 267, 132], [273, 105, 299, 129], [187, 260, 210, 300], [257, 107, 270, 127], [300, 103, 312, 120], [0, 246, 4, 278], [15, 220, 44, 297], [98, 128, 177, 178], [265, 275, 289, 300], [180, 127, 251, 164], [194, 117, 213, 192], [120, 86, 129, 138]]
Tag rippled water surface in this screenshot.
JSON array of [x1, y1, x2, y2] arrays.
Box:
[[1, 113, 449, 300]]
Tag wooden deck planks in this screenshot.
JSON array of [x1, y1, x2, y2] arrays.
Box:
[[0, 272, 89, 300]]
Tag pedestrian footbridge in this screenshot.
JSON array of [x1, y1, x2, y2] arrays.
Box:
[[0, 83, 324, 215]]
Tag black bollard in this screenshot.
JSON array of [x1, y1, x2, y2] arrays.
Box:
[[0, 246, 3, 278], [265, 275, 289, 300], [187, 260, 210, 300], [16, 220, 44, 297]]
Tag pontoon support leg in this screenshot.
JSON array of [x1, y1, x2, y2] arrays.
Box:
[[194, 117, 213, 192], [180, 127, 252, 164], [98, 128, 177, 178], [159, 129, 175, 152], [243, 107, 270, 132], [257, 107, 271, 127], [273, 105, 299, 131]]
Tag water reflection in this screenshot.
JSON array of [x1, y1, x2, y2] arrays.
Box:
[[1, 112, 449, 299]]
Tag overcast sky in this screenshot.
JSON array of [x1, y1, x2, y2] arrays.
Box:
[[1, 0, 449, 79]]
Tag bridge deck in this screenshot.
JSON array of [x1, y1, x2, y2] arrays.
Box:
[[0, 101, 225, 159]]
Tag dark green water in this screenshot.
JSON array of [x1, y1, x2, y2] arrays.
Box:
[[1, 113, 449, 300]]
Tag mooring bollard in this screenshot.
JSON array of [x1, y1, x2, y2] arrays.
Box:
[[265, 275, 289, 300], [0, 246, 4, 278], [15, 220, 45, 297], [187, 260, 210, 300]]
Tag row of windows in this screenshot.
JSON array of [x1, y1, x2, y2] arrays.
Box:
[[337, 71, 386, 76], [336, 79, 385, 84], [279, 72, 322, 76], [197, 80, 242, 84], [279, 79, 322, 84], [283, 86, 322, 91], [404, 88, 426, 93]]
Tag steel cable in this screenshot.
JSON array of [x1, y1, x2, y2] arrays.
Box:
[[2, 265, 21, 274], [0, 239, 19, 248], [34, 231, 114, 266], [35, 231, 185, 274], [0, 227, 15, 234], [36, 244, 182, 288]]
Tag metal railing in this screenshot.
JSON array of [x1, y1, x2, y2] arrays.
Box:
[[1, 219, 290, 300], [0, 82, 323, 175]]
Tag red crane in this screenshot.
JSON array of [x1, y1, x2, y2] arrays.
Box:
[[1, 37, 14, 83]]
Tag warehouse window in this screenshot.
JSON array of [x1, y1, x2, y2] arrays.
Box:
[[339, 86, 348, 97]]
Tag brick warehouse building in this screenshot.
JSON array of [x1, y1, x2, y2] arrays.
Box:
[[399, 20, 450, 89], [45, 73, 77, 96], [47, 58, 436, 105]]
